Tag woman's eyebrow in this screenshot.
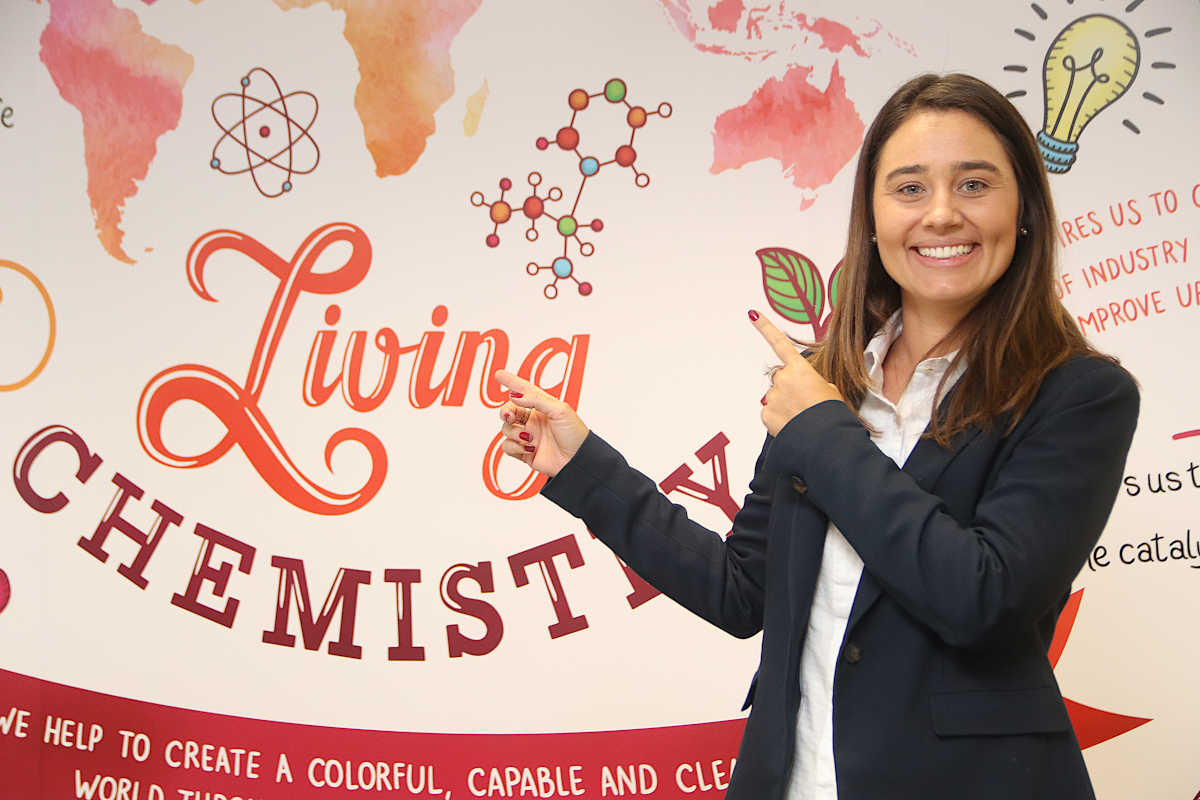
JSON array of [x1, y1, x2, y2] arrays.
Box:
[[954, 160, 1001, 173], [883, 164, 925, 182]]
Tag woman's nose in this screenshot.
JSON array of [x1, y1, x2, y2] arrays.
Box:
[[923, 189, 963, 230]]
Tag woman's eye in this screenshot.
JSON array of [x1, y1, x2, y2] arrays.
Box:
[[897, 183, 922, 196], [961, 179, 987, 192]]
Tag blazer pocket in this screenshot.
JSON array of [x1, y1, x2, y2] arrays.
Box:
[[741, 672, 759, 711], [931, 687, 1071, 737]]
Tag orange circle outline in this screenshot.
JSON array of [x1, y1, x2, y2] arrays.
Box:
[[0, 259, 57, 391]]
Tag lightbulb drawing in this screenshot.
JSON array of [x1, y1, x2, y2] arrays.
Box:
[[1038, 14, 1140, 174]]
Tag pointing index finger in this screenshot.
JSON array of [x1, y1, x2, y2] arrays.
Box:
[[750, 311, 802, 365], [494, 369, 535, 395], [494, 370, 560, 415]]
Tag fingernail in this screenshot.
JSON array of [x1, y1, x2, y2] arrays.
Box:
[[510, 391, 524, 398], [523, 444, 536, 453], [748, 310, 760, 322], [519, 432, 532, 442], [760, 394, 767, 405]]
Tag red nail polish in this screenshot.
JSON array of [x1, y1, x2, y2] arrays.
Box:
[[519, 432, 532, 442], [524, 444, 536, 453], [748, 310, 760, 322], [510, 391, 524, 398], [761, 394, 767, 405]]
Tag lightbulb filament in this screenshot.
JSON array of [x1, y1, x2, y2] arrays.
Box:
[[1052, 49, 1113, 140]]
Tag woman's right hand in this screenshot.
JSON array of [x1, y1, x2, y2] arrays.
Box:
[[494, 369, 590, 478]]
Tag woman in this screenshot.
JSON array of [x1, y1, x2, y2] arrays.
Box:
[[493, 74, 1137, 800]]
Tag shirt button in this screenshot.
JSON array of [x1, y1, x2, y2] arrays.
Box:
[[843, 643, 863, 664]]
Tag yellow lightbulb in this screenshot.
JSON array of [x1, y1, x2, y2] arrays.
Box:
[[1038, 14, 1140, 174]]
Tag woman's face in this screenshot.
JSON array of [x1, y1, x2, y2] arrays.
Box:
[[871, 110, 1021, 324]]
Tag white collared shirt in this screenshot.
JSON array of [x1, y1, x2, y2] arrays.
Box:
[[786, 312, 964, 800]]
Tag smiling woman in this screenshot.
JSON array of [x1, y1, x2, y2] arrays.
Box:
[[869, 110, 1022, 404], [872, 111, 1020, 326], [814, 72, 1100, 447], [491, 73, 1139, 800]]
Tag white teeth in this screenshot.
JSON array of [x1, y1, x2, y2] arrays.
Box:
[[917, 244, 974, 258]]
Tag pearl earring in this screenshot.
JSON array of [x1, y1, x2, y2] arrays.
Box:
[[869, 232, 877, 243], [1018, 226, 1029, 236]]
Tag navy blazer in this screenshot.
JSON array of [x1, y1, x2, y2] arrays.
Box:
[[542, 355, 1138, 800]]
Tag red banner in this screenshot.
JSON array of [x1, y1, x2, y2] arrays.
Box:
[[0, 669, 744, 799]]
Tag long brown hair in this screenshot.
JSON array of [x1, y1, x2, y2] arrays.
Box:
[[809, 73, 1108, 445]]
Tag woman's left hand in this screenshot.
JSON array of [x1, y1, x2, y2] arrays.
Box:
[[750, 310, 845, 436]]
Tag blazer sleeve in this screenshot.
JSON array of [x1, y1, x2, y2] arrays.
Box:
[[540, 431, 774, 638], [767, 356, 1139, 649]]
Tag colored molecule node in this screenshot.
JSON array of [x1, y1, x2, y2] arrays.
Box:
[[282, 181, 292, 191], [474, 78, 671, 299], [490, 201, 512, 224], [469, 174, 535, 247], [523, 195, 544, 219], [259, 125, 270, 137], [556, 127, 580, 150]]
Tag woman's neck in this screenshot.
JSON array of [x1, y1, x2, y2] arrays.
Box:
[[880, 305, 964, 404], [895, 304, 965, 361]]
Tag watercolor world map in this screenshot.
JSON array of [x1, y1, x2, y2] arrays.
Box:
[[37, 0, 483, 263], [658, 0, 876, 209], [37, 0, 873, 264]]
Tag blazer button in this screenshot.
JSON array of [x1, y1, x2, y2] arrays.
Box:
[[843, 643, 862, 664], [790, 476, 808, 494]]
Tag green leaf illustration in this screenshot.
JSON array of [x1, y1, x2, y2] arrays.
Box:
[[756, 247, 824, 325], [828, 259, 843, 313]]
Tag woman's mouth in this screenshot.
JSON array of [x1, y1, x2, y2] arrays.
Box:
[[915, 244, 975, 259]]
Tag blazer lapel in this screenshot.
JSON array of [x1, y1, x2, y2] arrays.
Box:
[[843, 422, 983, 634], [902, 423, 983, 492]]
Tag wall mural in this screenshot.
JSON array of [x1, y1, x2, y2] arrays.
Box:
[[0, 0, 1196, 798]]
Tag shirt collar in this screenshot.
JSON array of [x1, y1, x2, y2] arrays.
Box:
[[863, 310, 902, 377], [862, 309, 963, 392]]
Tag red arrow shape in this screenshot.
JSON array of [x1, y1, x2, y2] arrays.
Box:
[[1050, 588, 1152, 748]]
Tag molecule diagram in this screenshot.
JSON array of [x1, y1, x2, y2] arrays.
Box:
[[210, 67, 320, 198], [471, 78, 672, 299]]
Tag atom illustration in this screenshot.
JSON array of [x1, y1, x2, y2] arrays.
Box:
[[471, 78, 671, 299], [210, 67, 320, 198]]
